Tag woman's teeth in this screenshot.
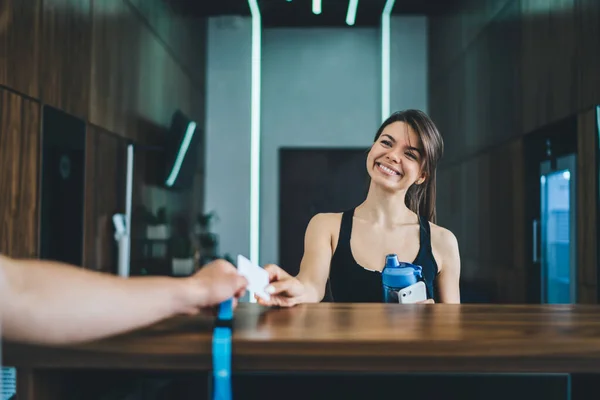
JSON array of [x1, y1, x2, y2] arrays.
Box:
[[377, 163, 399, 176]]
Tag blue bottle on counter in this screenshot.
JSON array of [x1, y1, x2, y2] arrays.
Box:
[[381, 254, 423, 303]]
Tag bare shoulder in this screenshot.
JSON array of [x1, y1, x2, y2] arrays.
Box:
[[429, 223, 459, 250], [307, 212, 342, 229], [428, 222, 460, 271], [305, 212, 343, 248]]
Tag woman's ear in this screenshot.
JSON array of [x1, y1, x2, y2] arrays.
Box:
[[416, 172, 427, 185]]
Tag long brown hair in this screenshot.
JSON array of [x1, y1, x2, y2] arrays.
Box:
[[373, 110, 444, 223]]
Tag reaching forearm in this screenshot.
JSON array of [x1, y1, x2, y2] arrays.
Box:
[[1, 256, 195, 345], [296, 275, 322, 303]]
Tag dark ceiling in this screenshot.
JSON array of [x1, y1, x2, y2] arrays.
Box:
[[165, 0, 460, 27]]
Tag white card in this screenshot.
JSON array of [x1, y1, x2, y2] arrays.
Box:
[[237, 255, 271, 301]]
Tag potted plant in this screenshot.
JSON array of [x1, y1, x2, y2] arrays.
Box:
[[194, 211, 219, 235], [195, 211, 219, 265], [146, 207, 170, 240], [170, 234, 195, 276]]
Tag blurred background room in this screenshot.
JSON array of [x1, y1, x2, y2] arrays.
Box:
[[2, 0, 600, 398]]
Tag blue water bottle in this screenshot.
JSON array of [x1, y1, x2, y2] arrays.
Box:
[[381, 254, 423, 303]]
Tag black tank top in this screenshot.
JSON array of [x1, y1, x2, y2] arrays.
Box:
[[327, 208, 439, 303]]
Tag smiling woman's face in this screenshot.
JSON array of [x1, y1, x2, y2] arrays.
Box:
[[366, 121, 426, 193]]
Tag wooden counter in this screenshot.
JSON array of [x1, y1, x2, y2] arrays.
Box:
[[5, 303, 600, 398]]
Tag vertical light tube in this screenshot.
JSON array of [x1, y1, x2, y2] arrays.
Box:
[[381, 0, 395, 121], [346, 0, 358, 25], [122, 144, 134, 278], [248, 0, 262, 288], [312, 0, 321, 14]]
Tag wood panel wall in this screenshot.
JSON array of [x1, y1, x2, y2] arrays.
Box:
[[576, 107, 598, 303], [83, 125, 126, 272], [40, 0, 92, 120], [89, 0, 201, 143], [429, 0, 600, 302], [437, 138, 526, 303], [0, 0, 41, 98], [0, 89, 40, 258], [0, 0, 207, 268]]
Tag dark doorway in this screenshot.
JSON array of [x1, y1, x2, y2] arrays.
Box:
[[40, 106, 86, 266], [278, 148, 369, 297]]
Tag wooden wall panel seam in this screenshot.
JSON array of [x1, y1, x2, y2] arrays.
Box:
[[0, 83, 43, 104]]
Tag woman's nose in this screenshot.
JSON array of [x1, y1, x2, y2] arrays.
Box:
[[386, 150, 401, 163]]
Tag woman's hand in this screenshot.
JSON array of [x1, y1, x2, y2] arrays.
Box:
[[255, 264, 306, 307], [416, 299, 435, 304]]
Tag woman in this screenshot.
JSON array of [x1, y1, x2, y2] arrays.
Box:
[[260, 109, 461, 306]]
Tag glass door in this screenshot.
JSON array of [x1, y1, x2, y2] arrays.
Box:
[[538, 153, 577, 304]]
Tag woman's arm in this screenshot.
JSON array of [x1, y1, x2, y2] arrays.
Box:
[[435, 229, 461, 303], [259, 213, 336, 307], [0, 255, 247, 345], [295, 213, 337, 303]]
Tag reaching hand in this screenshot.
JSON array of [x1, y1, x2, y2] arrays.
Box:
[[416, 299, 435, 304], [255, 264, 306, 307], [182, 259, 248, 315]]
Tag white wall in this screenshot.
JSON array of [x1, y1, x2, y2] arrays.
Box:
[[203, 18, 428, 265], [260, 27, 380, 265], [204, 16, 253, 259]]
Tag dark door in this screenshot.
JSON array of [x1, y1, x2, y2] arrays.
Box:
[[40, 106, 86, 266], [279, 148, 369, 299]]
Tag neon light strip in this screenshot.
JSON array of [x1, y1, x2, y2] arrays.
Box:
[[165, 121, 197, 187], [124, 144, 134, 278], [346, 0, 358, 25], [312, 0, 321, 14], [248, 0, 261, 280], [381, 0, 395, 121]]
